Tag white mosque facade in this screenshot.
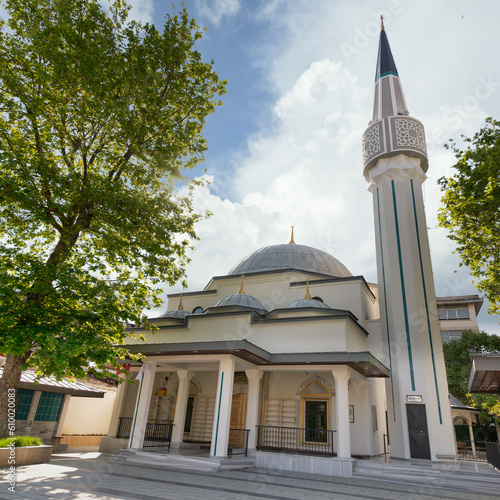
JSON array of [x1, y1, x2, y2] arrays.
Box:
[[102, 25, 457, 476]]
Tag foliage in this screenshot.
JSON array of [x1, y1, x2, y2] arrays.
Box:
[[443, 330, 500, 425], [0, 435, 43, 447], [438, 118, 500, 316], [0, 0, 225, 436]]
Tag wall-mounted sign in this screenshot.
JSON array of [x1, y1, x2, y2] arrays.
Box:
[[349, 405, 354, 423], [406, 395, 423, 403]]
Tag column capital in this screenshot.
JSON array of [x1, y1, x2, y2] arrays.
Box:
[[176, 369, 194, 382], [331, 366, 351, 383], [245, 369, 263, 382]]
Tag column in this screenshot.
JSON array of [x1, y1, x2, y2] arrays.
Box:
[[128, 362, 157, 449], [107, 374, 128, 437], [171, 370, 194, 445], [245, 369, 263, 451], [53, 394, 71, 437], [468, 419, 477, 457], [24, 391, 41, 435], [332, 366, 351, 458], [210, 356, 235, 458]]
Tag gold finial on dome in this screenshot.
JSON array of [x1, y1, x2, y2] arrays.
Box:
[[380, 15, 385, 31], [304, 278, 312, 300], [289, 225, 296, 245], [177, 290, 184, 310], [238, 275, 245, 294]]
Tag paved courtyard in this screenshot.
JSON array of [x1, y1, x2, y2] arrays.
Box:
[[1, 451, 499, 500]]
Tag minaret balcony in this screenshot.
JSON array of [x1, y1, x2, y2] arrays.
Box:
[[362, 115, 428, 179]]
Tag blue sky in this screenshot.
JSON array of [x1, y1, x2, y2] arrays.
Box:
[[130, 1, 500, 332]]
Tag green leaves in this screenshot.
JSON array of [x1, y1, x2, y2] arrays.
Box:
[[438, 118, 500, 316], [443, 330, 500, 425], [0, 0, 225, 380]]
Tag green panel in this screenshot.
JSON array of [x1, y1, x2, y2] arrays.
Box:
[[16, 389, 34, 420], [34, 392, 64, 422]]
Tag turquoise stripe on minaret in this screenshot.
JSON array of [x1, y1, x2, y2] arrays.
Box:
[[410, 179, 443, 424], [391, 179, 415, 391]]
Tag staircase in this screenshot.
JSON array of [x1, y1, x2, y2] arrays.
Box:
[[112, 448, 255, 473], [354, 459, 500, 496]]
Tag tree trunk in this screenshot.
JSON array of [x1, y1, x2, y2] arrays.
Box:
[[0, 353, 31, 438]]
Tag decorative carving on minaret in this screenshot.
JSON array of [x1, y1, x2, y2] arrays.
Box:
[[395, 118, 426, 150], [362, 123, 382, 163]]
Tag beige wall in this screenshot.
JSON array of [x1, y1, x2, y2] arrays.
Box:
[[62, 390, 117, 435]]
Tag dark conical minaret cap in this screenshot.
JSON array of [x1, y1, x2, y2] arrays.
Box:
[[375, 16, 398, 82]]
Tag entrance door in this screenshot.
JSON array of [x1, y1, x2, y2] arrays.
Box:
[[305, 400, 328, 443], [229, 393, 247, 447], [406, 404, 431, 459]]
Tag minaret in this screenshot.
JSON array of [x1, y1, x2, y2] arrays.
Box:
[[362, 20, 455, 460]]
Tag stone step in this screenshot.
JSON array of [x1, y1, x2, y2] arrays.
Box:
[[353, 460, 500, 495], [112, 448, 255, 473]]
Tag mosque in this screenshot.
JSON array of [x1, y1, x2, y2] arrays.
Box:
[[102, 23, 457, 476]]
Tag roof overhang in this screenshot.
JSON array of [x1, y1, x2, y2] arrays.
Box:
[[124, 340, 389, 378], [0, 367, 105, 398], [468, 354, 500, 393]]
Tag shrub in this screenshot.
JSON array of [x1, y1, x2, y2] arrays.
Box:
[[0, 435, 43, 448]]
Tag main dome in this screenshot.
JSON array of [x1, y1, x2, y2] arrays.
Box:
[[228, 244, 352, 278]]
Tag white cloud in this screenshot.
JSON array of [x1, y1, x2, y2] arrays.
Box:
[[153, 0, 500, 332], [195, 0, 241, 27]]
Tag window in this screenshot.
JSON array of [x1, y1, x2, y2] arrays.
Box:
[[438, 307, 469, 321], [34, 392, 64, 422], [184, 397, 195, 433], [441, 330, 463, 343], [16, 389, 34, 420], [192, 307, 203, 314], [304, 400, 328, 443]]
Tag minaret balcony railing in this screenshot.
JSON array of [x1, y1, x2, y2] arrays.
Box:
[[362, 115, 428, 177]]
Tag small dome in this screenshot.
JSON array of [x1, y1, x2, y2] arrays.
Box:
[[286, 299, 332, 310], [160, 309, 190, 319], [229, 244, 351, 278], [214, 294, 266, 311]]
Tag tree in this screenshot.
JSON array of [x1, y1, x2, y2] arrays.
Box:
[[0, 0, 226, 437], [443, 330, 500, 425], [438, 118, 500, 316]]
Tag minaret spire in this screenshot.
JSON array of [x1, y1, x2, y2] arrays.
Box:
[[362, 26, 428, 181]]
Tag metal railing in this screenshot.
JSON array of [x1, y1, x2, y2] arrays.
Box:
[[256, 425, 336, 456], [456, 440, 487, 462], [144, 419, 174, 448], [228, 428, 250, 456], [117, 417, 174, 449], [117, 416, 133, 438], [485, 442, 500, 470]]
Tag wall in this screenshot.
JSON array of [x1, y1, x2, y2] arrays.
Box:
[[62, 389, 117, 435]]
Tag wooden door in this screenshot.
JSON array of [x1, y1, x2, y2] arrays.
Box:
[[229, 393, 247, 448]]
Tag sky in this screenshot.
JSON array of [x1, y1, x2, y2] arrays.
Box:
[[131, 0, 500, 332]]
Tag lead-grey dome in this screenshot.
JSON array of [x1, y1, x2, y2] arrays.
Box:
[[287, 298, 332, 309], [160, 309, 190, 319], [229, 244, 351, 278], [214, 294, 266, 311]]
